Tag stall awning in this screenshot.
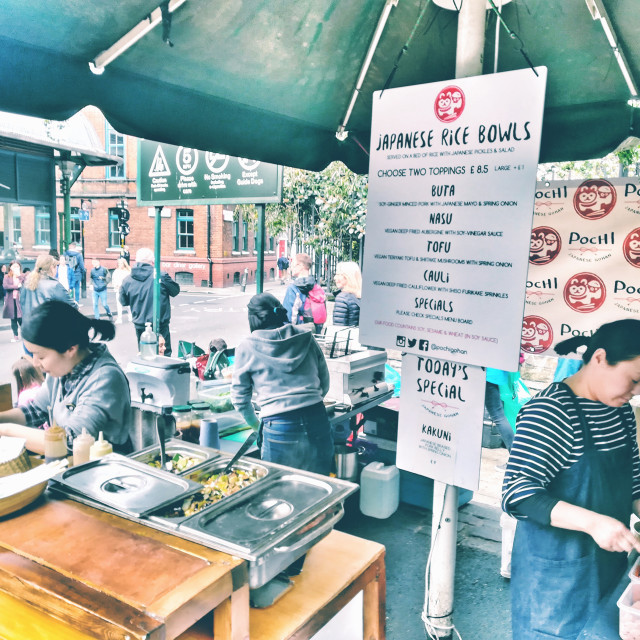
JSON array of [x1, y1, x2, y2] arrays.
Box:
[[0, 0, 638, 172]]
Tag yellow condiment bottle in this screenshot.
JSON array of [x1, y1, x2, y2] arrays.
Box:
[[89, 431, 113, 460]]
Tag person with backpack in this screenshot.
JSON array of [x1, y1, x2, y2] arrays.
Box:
[[282, 253, 327, 334], [64, 242, 86, 304]]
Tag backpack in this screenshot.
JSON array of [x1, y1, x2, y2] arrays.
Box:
[[67, 253, 78, 271], [282, 257, 289, 269], [299, 284, 327, 325]]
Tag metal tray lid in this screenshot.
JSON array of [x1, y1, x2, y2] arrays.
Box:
[[180, 473, 334, 551], [51, 453, 202, 517]]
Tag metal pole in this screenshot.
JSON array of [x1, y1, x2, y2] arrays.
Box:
[[153, 205, 162, 335], [256, 203, 265, 294], [207, 204, 213, 287], [62, 176, 71, 252], [425, 1, 486, 638]]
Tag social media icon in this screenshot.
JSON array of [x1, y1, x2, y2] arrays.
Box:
[[419, 339, 430, 351], [396, 336, 406, 347], [407, 338, 417, 348]]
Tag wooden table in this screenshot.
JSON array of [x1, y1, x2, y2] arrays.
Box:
[[0, 495, 249, 640]]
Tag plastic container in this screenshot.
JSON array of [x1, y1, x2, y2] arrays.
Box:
[[199, 419, 220, 449], [500, 512, 517, 579], [172, 405, 193, 432], [89, 432, 113, 461], [630, 555, 640, 583], [618, 581, 640, 639], [44, 425, 68, 463], [189, 401, 212, 426], [139, 322, 158, 360], [72, 428, 95, 466], [359, 461, 399, 519]]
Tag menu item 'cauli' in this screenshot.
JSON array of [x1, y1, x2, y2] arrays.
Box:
[[149, 453, 200, 474], [158, 468, 261, 518]]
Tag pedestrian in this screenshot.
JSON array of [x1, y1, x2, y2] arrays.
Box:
[[119, 248, 180, 357], [231, 292, 333, 475], [282, 253, 327, 334], [484, 368, 515, 453], [89, 259, 113, 320], [0, 264, 7, 306], [502, 319, 640, 640], [332, 261, 361, 327], [3, 262, 25, 342], [64, 242, 86, 304], [20, 254, 74, 318], [55, 254, 75, 300], [120, 244, 131, 265], [111, 257, 132, 324], [0, 300, 132, 454], [277, 253, 290, 284]]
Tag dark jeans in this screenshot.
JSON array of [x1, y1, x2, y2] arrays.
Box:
[[261, 402, 333, 475], [71, 279, 81, 302], [135, 322, 172, 357], [485, 381, 514, 450], [10, 317, 22, 337]]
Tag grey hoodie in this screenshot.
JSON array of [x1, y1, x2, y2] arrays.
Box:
[[231, 323, 330, 429]]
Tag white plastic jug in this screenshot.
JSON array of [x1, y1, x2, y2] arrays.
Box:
[[359, 461, 399, 519]]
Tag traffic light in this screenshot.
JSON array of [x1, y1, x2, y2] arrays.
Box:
[[108, 207, 130, 236]]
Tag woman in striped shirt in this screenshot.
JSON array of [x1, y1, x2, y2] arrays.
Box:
[[502, 319, 640, 640]]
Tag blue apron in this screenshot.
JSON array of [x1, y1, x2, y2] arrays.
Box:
[[511, 384, 633, 639]]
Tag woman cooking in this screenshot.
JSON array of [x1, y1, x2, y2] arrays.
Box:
[[502, 319, 640, 639], [0, 300, 132, 454], [231, 292, 333, 475]]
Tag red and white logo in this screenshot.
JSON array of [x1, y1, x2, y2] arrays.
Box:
[[521, 316, 554, 354], [434, 86, 465, 123], [563, 272, 606, 312], [573, 179, 617, 220], [529, 226, 562, 265], [623, 228, 640, 268]]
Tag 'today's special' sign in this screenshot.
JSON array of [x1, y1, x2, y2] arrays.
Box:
[[360, 68, 547, 371], [137, 141, 283, 205], [398, 355, 485, 491]]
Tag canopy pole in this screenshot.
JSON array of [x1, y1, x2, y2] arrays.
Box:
[[424, 2, 485, 637], [153, 206, 162, 337], [256, 204, 265, 294]]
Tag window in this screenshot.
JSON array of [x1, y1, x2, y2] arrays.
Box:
[[232, 217, 239, 251], [176, 208, 194, 250], [34, 207, 51, 246], [69, 207, 82, 245], [108, 209, 120, 248], [254, 228, 258, 251], [242, 220, 248, 251], [11, 206, 21, 246], [175, 271, 194, 285], [269, 235, 274, 251], [105, 123, 125, 179]]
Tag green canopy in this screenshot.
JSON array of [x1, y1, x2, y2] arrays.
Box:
[[1, 0, 638, 172]]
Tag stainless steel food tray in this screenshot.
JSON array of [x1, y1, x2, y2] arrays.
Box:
[[50, 453, 203, 517], [130, 438, 222, 475]]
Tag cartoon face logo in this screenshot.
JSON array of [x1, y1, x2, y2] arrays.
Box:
[[623, 228, 640, 268], [563, 272, 606, 313], [434, 86, 465, 123], [573, 179, 616, 220], [521, 316, 553, 354], [529, 226, 562, 265]]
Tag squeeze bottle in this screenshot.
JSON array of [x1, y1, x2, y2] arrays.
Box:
[[72, 428, 95, 466], [89, 431, 113, 460], [140, 322, 158, 360], [44, 425, 68, 463]]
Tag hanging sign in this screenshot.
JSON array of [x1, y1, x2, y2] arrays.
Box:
[[137, 141, 283, 205], [397, 354, 486, 490], [360, 67, 547, 371]]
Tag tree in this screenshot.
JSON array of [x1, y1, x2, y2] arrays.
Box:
[[538, 144, 640, 180]]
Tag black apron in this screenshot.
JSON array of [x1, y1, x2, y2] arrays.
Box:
[[511, 384, 633, 639]]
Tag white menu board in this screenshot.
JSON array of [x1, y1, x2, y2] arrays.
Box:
[[360, 68, 547, 371], [397, 354, 486, 491]]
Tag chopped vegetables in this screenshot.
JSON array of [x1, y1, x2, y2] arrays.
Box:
[[158, 467, 262, 518], [148, 453, 200, 474]]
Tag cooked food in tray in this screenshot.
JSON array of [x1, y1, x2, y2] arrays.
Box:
[[147, 453, 201, 474], [157, 467, 263, 518]]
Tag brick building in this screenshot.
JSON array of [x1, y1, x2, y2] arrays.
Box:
[[56, 107, 280, 287]]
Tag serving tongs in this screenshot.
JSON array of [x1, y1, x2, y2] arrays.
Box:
[[222, 431, 258, 474]]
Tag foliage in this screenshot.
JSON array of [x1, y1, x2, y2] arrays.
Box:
[[538, 144, 640, 180]]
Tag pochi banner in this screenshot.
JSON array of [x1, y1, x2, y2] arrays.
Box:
[[523, 178, 640, 354]]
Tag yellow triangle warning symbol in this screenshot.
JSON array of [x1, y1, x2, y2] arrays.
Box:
[[149, 146, 171, 177]]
